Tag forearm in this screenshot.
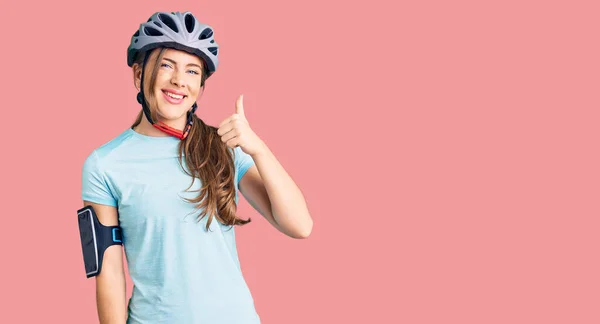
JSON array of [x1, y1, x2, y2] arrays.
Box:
[[251, 142, 313, 238], [96, 269, 127, 324]]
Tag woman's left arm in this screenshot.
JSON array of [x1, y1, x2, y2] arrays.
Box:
[[239, 145, 313, 239], [218, 95, 313, 239]]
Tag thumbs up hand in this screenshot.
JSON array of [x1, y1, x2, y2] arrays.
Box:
[[217, 95, 265, 156]]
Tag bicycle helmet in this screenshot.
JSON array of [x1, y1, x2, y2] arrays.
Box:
[[128, 11, 219, 76], [127, 11, 220, 140]]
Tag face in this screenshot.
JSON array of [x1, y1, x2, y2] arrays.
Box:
[[134, 48, 204, 123]]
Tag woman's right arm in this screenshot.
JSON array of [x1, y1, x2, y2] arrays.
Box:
[[84, 201, 127, 324]]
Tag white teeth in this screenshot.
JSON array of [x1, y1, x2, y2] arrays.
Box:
[[165, 91, 184, 99]]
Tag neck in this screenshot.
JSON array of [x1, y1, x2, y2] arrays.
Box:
[[133, 113, 187, 137]]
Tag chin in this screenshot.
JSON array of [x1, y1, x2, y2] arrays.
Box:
[[156, 110, 187, 122], [156, 102, 189, 119]]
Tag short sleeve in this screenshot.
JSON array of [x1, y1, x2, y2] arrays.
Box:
[[234, 146, 255, 184], [82, 150, 117, 207]]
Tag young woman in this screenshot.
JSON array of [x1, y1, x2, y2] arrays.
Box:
[[81, 11, 313, 324]]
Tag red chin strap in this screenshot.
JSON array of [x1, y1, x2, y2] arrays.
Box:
[[152, 121, 192, 140]]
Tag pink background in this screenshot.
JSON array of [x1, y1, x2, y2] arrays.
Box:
[[1, 0, 598, 323]]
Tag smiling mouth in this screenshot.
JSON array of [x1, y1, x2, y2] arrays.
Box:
[[162, 90, 187, 100]]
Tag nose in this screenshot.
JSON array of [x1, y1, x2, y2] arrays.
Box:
[[170, 69, 187, 88]]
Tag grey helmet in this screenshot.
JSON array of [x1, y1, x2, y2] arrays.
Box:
[[127, 11, 219, 78]]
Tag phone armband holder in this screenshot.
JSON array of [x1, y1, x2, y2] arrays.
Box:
[[77, 205, 122, 278]]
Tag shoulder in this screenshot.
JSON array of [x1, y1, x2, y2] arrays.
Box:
[[231, 146, 255, 183], [83, 128, 137, 168], [95, 129, 137, 160], [82, 130, 134, 207]]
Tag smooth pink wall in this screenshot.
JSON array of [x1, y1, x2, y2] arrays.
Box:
[[1, 0, 598, 323]]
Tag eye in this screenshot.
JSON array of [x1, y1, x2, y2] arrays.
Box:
[[160, 63, 172, 68], [187, 70, 200, 75]]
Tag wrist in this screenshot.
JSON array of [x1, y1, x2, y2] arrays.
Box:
[[251, 140, 269, 158]]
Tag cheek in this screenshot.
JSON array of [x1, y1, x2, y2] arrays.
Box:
[[189, 79, 203, 96], [154, 73, 171, 89]]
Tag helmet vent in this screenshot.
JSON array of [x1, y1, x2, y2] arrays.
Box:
[[133, 30, 140, 37], [144, 26, 163, 36], [199, 28, 213, 40], [153, 21, 162, 28], [185, 14, 195, 33], [158, 13, 179, 33], [208, 47, 218, 56]]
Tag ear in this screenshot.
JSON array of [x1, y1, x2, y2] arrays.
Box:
[[132, 63, 142, 91]]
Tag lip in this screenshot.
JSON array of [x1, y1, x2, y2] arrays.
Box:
[[162, 88, 187, 96], [162, 90, 186, 105]]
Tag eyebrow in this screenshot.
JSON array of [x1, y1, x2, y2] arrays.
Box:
[[163, 57, 203, 70]]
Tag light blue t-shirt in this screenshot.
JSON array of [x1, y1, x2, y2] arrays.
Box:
[[81, 127, 260, 324]]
